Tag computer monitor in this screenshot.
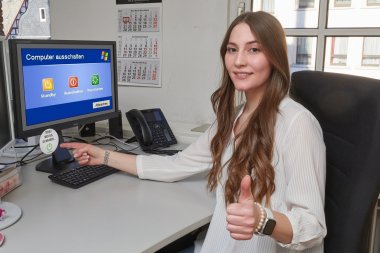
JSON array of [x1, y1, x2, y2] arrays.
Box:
[[0, 38, 22, 230], [0, 38, 15, 157], [8, 39, 119, 173]]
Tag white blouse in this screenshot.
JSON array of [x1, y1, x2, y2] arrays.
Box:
[[136, 96, 327, 253]]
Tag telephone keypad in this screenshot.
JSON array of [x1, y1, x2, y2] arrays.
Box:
[[148, 121, 176, 148]]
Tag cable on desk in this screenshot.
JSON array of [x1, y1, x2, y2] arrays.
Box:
[[62, 135, 89, 143], [0, 143, 45, 166], [125, 136, 137, 143], [14, 145, 39, 149], [19, 144, 42, 166], [91, 135, 139, 149], [59, 134, 140, 154], [92, 135, 137, 147], [0, 160, 18, 166]]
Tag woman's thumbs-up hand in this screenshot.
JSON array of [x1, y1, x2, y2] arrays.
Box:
[[226, 175, 258, 240]]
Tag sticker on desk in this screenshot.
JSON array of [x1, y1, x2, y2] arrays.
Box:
[[39, 128, 59, 154]]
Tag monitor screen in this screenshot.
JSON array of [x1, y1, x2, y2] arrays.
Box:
[[9, 39, 119, 139], [0, 38, 14, 156]]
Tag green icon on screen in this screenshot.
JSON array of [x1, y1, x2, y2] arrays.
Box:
[[91, 74, 100, 85]]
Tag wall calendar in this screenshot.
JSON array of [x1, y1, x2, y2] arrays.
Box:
[[116, 1, 162, 87]]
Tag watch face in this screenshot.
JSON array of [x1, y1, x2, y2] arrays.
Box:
[[262, 219, 277, 235]]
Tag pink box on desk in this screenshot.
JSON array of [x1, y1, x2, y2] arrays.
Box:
[[0, 166, 21, 198]]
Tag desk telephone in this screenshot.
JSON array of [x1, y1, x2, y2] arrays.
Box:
[[125, 108, 177, 151]]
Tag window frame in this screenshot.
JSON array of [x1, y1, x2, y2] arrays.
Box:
[[280, 0, 380, 71]]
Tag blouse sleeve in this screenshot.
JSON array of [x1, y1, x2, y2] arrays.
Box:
[[136, 123, 216, 182], [278, 110, 327, 250]]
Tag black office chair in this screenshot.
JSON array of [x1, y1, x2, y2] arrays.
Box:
[[290, 70, 380, 253]]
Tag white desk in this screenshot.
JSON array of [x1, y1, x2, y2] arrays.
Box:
[[1, 161, 215, 253]]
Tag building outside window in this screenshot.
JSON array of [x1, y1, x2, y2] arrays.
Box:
[[334, 0, 351, 7], [329, 37, 348, 66], [362, 37, 380, 67], [296, 37, 313, 65], [298, 0, 315, 8], [261, 0, 274, 13], [367, 0, 380, 7]]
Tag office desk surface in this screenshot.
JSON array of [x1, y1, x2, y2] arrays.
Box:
[[1, 164, 215, 253]]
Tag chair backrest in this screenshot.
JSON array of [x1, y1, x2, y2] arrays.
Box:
[[290, 70, 380, 253]]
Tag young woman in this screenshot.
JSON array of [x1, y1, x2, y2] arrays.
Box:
[[61, 11, 326, 253]]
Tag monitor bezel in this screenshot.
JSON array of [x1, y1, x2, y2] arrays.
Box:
[[8, 39, 119, 139], [0, 37, 15, 155]]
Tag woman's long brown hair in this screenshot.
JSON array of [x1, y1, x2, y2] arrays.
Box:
[[208, 11, 290, 206]]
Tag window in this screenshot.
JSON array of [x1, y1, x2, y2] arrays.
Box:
[[252, 1, 319, 28], [296, 37, 313, 65], [298, 0, 315, 8], [334, 0, 351, 7], [328, 1, 380, 28], [254, 0, 380, 79], [362, 37, 380, 66], [262, 0, 275, 13], [330, 37, 348, 65]]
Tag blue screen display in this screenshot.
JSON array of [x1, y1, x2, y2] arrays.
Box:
[[21, 48, 113, 126]]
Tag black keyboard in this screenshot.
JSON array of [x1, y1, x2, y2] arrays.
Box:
[[48, 164, 118, 189]]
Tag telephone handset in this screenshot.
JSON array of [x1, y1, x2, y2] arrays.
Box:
[[125, 108, 177, 151]]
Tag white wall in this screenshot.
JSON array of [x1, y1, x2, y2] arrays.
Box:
[[49, 0, 229, 133]]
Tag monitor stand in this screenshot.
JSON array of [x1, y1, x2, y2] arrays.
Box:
[[0, 201, 22, 230], [36, 132, 78, 174]]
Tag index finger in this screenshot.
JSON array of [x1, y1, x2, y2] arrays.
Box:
[[60, 142, 84, 149]]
